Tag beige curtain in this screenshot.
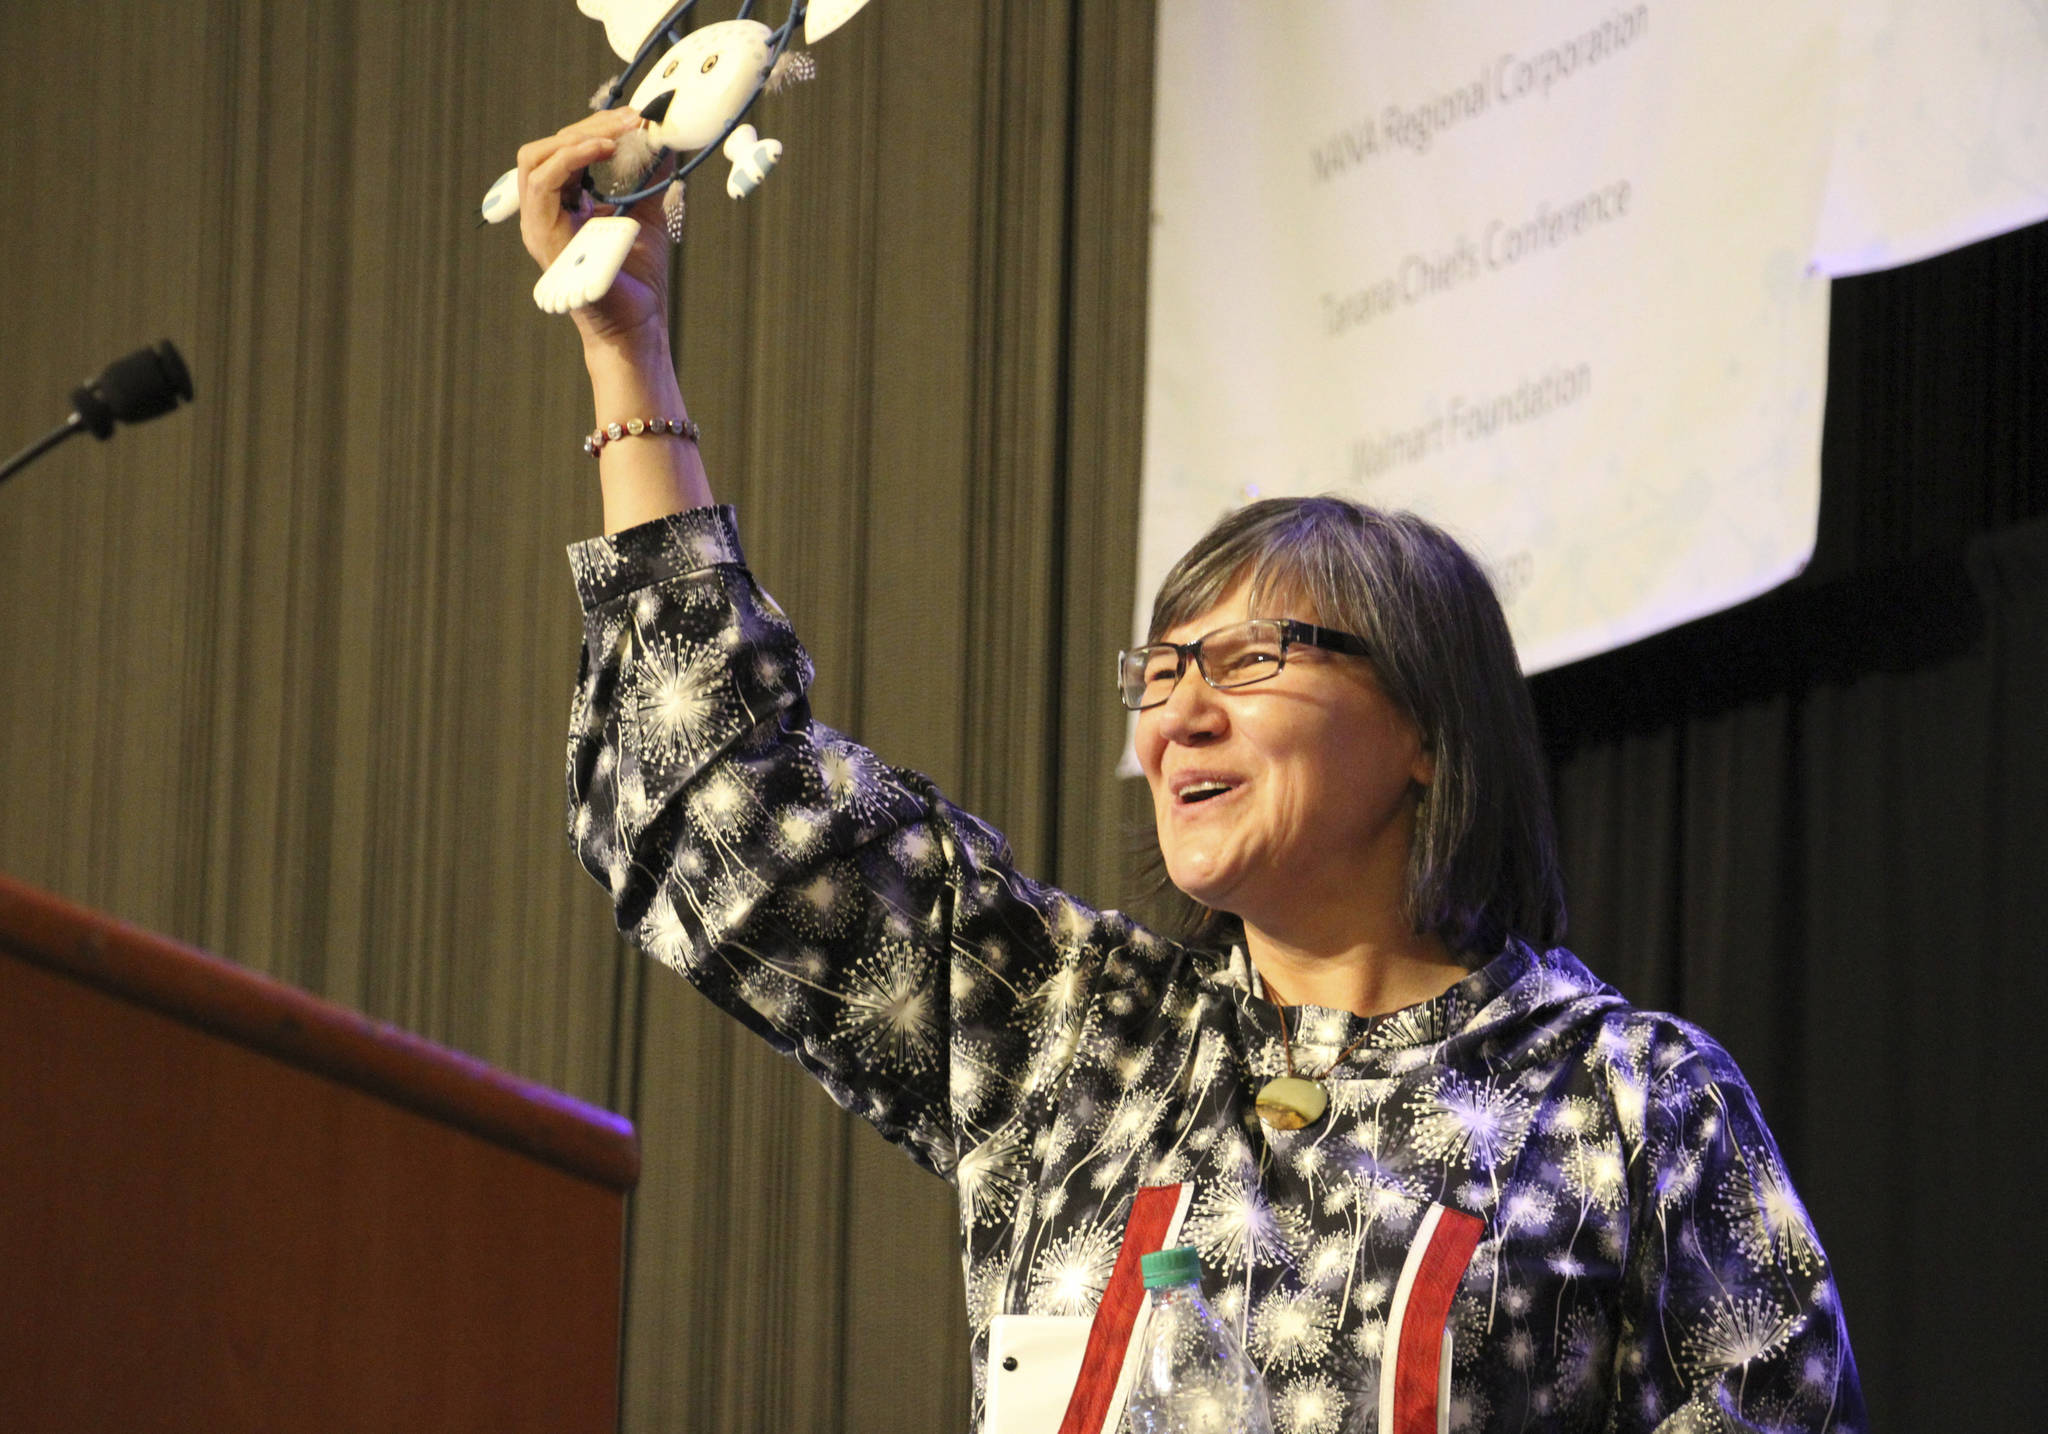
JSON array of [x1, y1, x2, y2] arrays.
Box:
[[0, 1, 1157, 1428]]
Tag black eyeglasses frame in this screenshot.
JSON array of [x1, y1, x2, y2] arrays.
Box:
[[1116, 618, 1374, 711]]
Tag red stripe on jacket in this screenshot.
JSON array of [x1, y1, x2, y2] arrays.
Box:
[[1391, 1206, 1485, 1434], [1056, 1185, 1187, 1434]]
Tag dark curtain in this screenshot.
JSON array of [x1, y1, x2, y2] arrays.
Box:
[[1536, 220, 2048, 1429], [0, 2, 1154, 1428]]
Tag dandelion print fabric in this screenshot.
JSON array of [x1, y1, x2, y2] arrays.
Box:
[[567, 507, 1864, 1434]]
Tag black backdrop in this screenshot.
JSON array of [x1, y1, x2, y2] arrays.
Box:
[[1534, 219, 2048, 1428]]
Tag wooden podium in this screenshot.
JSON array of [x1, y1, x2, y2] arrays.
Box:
[[0, 873, 639, 1433]]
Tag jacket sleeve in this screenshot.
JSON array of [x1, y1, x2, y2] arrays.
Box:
[[1610, 1022, 1866, 1433], [565, 506, 1168, 1177]]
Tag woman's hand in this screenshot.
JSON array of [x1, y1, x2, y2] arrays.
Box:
[[516, 107, 674, 354], [515, 109, 711, 528]]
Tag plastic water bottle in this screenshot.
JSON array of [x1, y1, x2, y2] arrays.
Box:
[[1125, 1247, 1273, 1434]]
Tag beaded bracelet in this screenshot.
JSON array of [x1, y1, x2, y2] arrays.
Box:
[[583, 415, 701, 458]]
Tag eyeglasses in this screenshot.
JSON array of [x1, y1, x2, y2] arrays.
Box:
[[1117, 618, 1373, 711]]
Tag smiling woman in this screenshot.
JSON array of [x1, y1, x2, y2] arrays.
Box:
[[520, 104, 1864, 1434], [1136, 580, 1443, 1006], [1133, 499, 1566, 980]]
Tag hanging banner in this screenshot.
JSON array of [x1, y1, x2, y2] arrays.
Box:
[[1813, 0, 2048, 275], [1139, 0, 2048, 673]]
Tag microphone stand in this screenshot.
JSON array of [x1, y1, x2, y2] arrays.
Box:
[[1, 416, 94, 488]]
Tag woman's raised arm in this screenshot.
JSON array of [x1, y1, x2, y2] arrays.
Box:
[[516, 108, 712, 531]]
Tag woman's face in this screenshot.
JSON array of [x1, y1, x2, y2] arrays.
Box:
[[1135, 576, 1433, 937]]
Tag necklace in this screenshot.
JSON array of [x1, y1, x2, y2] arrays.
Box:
[[1253, 985, 1377, 1131]]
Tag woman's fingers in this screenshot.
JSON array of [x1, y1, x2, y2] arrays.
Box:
[[516, 109, 644, 268], [521, 105, 644, 175]]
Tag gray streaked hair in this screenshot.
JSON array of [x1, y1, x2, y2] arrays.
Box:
[[1146, 494, 1565, 955]]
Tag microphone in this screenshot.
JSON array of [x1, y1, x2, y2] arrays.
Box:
[[1, 341, 196, 488], [71, 341, 194, 438]]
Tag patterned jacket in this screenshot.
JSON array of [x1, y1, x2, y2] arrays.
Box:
[[567, 507, 1863, 1434]]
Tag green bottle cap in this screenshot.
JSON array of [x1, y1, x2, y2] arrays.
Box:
[[1141, 1246, 1203, 1289]]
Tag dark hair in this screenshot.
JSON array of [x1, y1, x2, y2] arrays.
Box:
[[1146, 495, 1565, 955]]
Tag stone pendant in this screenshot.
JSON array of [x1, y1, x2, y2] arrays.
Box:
[[1254, 1075, 1328, 1131]]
